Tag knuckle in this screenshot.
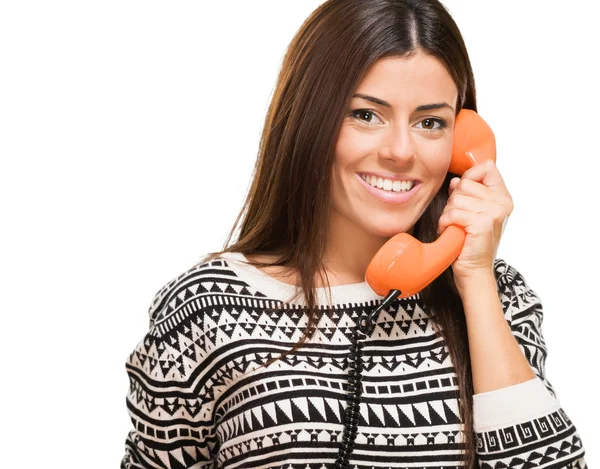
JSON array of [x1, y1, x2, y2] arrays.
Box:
[[454, 193, 465, 203], [495, 206, 506, 219], [484, 217, 495, 230]]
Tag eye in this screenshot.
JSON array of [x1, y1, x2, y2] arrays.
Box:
[[416, 117, 448, 132], [349, 108, 383, 125]]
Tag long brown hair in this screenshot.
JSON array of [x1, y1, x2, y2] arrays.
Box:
[[199, 0, 477, 466]]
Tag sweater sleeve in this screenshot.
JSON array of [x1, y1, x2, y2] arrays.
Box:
[[121, 274, 218, 469], [472, 259, 587, 469]]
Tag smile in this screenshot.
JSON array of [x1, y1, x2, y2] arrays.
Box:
[[359, 174, 415, 193], [356, 173, 420, 205]]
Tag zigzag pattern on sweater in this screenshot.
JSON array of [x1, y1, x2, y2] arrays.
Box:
[[122, 255, 586, 469]]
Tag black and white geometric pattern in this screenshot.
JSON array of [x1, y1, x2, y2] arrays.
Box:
[[121, 254, 587, 469]]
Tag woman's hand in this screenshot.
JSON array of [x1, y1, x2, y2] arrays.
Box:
[[437, 159, 513, 285]]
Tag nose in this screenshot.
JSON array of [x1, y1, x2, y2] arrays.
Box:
[[378, 122, 417, 165]]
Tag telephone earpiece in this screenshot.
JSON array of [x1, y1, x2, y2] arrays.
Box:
[[364, 109, 497, 298]]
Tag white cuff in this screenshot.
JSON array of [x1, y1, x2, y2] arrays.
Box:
[[473, 376, 560, 432]]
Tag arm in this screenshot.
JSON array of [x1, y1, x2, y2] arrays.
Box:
[[435, 149, 586, 467], [121, 280, 217, 469], [457, 259, 587, 468], [456, 267, 535, 395]]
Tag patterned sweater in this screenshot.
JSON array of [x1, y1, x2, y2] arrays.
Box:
[[121, 252, 587, 469]]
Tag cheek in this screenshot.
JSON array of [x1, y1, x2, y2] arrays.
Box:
[[334, 127, 360, 169], [331, 130, 369, 202], [334, 126, 375, 168], [424, 146, 453, 200], [423, 139, 453, 178]]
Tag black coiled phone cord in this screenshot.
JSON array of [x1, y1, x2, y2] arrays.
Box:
[[334, 289, 401, 469]]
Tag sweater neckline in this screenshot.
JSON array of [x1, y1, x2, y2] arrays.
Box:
[[218, 251, 390, 307]]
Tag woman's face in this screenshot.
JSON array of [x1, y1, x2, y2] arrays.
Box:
[[331, 51, 459, 240]]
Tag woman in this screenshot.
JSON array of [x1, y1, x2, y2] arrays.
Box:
[[121, 1, 587, 468]]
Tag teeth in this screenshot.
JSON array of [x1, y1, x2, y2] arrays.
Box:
[[361, 174, 415, 192]]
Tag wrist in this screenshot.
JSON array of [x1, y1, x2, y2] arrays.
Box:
[[454, 269, 497, 296]]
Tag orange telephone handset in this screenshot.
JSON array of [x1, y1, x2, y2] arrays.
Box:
[[364, 109, 497, 299]]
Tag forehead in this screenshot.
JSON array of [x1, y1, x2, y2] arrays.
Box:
[[355, 53, 458, 107]]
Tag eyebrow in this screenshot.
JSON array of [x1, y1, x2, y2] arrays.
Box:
[[352, 93, 455, 112]]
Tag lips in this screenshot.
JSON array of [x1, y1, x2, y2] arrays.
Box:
[[359, 174, 416, 193], [358, 172, 420, 183], [355, 173, 421, 205]]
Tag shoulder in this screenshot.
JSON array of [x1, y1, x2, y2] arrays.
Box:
[[493, 257, 518, 283], [127, 254, 242, 387], [493, 258, 517, 297], [147, 253, 246, 335], [492, 258, 542, 322], [492, 258, 536, 295]]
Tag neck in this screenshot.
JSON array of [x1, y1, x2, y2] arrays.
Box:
[[323, 211, 414, 286]]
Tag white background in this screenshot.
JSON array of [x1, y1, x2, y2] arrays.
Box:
[[1, 0, 597, 466]]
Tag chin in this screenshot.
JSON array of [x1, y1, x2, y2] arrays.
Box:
[[362, 220, 413, 239]]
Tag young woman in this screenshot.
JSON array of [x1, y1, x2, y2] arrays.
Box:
[[121, 1, 587, 468]]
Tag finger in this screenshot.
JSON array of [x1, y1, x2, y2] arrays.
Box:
[[437, 208, 477, 234], [448, 178, 489, 199], [438, 205, 507, 234], [450, 175, 513, 215], [460, 159, 508, 193], [440, 199, 507, 235], [449, 180, 511, 214], [448, 177, 458, 195], [443, 193, 509, 224], [444, 193, 490, 214]]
